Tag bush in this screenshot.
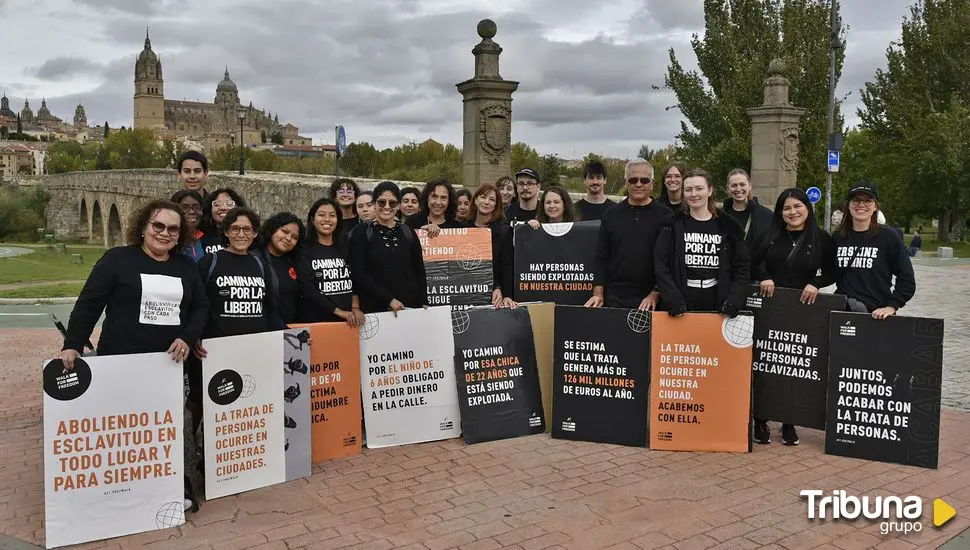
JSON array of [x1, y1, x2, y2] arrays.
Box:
[[0, 185, 50, 240]]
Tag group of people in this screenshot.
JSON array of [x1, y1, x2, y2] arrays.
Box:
[[55, 150, 916, 511]]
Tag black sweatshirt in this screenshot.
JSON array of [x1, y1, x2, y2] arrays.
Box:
[[296, 240, 354, 322], [575, 198, 616, 222], [484, 220, 515, 299], [654, 213, 750, 315], [834, 228, 916, 311], [405, 213, 466, 230], [505, 202, 538, 225], [63, 245, 209, 355], [264, 250, 300, 324], [199, 231, 224, 255], [721, 198, 773, 248], [751, 228, 837, 290], [594, 199, 674, 307], [349, 221, 428, 312], [198, 250, 278, 338]]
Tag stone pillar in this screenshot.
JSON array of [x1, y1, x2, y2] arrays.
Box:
[[745, 59, 806, 210], [456, 19, 519, 188]]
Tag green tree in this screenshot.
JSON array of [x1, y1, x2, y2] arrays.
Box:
[[45, 140, 94, 174], [857, 0, 970, 241], [102, 128, 168, 169], [539, 154, 561, 186], [0, 186, 49, 240], [665, 0, 845, 191], [340, 142, 383, 178], [510, 142, 541, 174], [103, 122, 109, 139], [270, 132, 284, 145]]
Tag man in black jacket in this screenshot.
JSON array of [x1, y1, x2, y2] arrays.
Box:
[[585, 158, 673, 310], [723, 168, 772, 248]]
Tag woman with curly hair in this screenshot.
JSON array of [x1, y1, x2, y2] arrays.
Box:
[[199, 187, 247, 255], [255, 212, 306, 325], [405, 178, 465, 237]]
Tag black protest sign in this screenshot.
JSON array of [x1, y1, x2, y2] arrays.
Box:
[[514, 221, 598, 305], [422, 228, 493, 309], [552, 305, 650, 446], [826, 312, 944, 469], [452, 307, 545, 443], [745, 286, 846, 429]]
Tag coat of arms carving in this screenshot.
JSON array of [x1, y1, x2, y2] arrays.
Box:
[[479, 104, 511, 164]]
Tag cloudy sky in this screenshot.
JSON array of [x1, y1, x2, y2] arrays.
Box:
[[1, 0, 912, 159]]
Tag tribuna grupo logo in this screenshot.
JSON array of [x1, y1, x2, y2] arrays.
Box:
[[801, 490, 956, 535]]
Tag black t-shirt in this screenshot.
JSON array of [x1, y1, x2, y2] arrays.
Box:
[[337, 217, 359, 242], [575, 198, 616, 222], [505, 202, 537, 225], [834, 228, 916, 311], [199, 231, 224, 255], [723, 207, 751, 236], [682, 217, 721, 281], [268, 252, 300, 324], [63, 245, 209, 355], [296, 241, 354, 322], [405, 213, 466, 230], [199, 250, 271, 338]]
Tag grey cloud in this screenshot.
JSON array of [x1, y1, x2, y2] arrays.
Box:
[[29, 57, 104, 81]]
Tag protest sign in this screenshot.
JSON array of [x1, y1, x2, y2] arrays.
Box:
[[826, 313, 943, 469], [421, 227, 493, 309], [281, 328, 312, 480], [650, 312, 753, 452], [453, 307, 545, 443], [288, 321, 362, 462], [514, 221, 598, 305], [202, 331, 288, 499], [43, 353, 183, 549], [551, 306, 650, 446], [527, 302, 555, 430], [359, 306, 461, 447], [745, 286, 846, 429]]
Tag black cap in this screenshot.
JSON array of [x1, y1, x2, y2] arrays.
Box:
[[847, 181, 878, 200], [514, 168, 540, 182]]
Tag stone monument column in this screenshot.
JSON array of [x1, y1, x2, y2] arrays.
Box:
[[745, 59, 806, 209], [456, 19, 519, 187]]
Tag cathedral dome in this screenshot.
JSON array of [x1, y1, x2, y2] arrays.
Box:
[[38, 98, 51, 117], [217, 69, 238, 92]]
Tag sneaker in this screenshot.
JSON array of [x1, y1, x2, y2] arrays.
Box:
[[782, 424, 799, 446], [753, 420, 771, 444]]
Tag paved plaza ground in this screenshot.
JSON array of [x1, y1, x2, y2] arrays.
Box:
[[1, 264, 969, 549]]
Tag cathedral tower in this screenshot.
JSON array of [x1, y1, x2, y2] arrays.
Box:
[[134, 29, 165, 129]]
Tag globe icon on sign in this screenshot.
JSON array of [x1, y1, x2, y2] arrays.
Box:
[[452, 309, 471, 334], [360, 315, 380, 340], [457, 245, 483, 271], [155, 501, 185, 529], [240, 374, 257, 398], [722, 315, 754, 348], [542, 222, 574, 237], [626, 309, 650, 333]]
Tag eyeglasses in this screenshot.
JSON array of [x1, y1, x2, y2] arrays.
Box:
[[212, 200, 236, 208], [517, 181, 539, 188], [149, 221, 181, 237], [376, 199, 399, 208], [227, 226, 255, 236], [336, 188, 356, 195], [180, 204, 202, 213], [850, 198, 876, 206], [627, 177, 653, 186]]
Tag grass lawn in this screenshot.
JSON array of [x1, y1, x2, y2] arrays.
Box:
[[906, 234, 970, 258], [0, 245, 105, 285], [0, 282, 85, 299]]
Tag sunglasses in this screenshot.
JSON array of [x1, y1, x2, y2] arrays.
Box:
[[212, 200, 236, 208], [627, 177, 653, 185], [149, 221, 180, 237], [376, 199, 399, 208]]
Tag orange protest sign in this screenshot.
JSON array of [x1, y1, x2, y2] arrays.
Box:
[[289, 321, 362, 462], [649, 312, 753, 452]]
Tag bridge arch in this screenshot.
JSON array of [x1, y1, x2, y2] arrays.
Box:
[[79, 198, 89, 238], [107, 204, 122, 248], [91, 201, 104, 247]]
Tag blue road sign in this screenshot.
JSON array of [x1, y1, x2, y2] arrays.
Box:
[[827, 150, 840, 173], [806, 186, 822, 204], [336, 126, 347, 156]]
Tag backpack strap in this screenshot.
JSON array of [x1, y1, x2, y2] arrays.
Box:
[[205, 251, 219, 283]]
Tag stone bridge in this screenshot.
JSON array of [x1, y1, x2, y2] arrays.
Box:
[[18, 169, 422, 248]]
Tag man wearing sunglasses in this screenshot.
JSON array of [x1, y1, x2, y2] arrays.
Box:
[[585, 158, 673, 310], [505, 168, 541, 225]]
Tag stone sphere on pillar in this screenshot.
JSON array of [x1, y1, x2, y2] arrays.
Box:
[[477, 19, 497, 39]]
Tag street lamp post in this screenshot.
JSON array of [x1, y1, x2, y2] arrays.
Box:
[[236, 106, 247, 175]]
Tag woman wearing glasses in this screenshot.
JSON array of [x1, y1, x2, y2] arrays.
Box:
[[298, 198, 364, 325], [833, 182, 915, 319], [655, 168, 749, 316], [330, 178, 361, 240], [171, 190, 205, 262], [196, 208, 281, 340], [350, 181, 427, 313], [58, 199, 209, 513], [199, 188, 246, 255]]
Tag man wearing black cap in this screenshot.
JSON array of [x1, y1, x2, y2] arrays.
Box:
[[505, 168, 541, 224], [834, 181, 915, 320]]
